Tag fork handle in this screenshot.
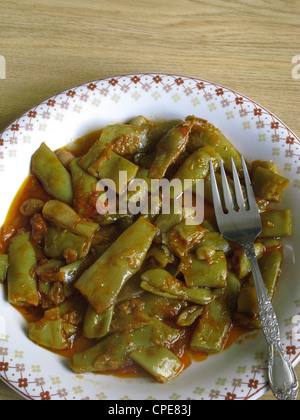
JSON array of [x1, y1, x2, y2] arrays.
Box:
[[243, 244, 299, 400]]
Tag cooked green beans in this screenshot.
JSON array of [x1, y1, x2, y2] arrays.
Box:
[[1, 116, 292, 383]]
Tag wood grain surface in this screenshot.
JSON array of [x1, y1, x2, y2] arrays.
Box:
[[0, 0, 299, 401]]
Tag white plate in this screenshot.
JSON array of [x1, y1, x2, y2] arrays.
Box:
[[0, 73, 299, 401]]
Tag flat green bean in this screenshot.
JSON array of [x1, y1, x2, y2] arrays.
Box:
[[186, 117, 222, 150], [83, 305, 114, 339], [60, 259, 87, 297], [129, 346, 182, 383], [31, 142, 73, 205], [79, 142, 138, 195], [197, 232, 231, 255], [70, 158, 98, 216], [167, 221, 206, 258], [110, 297, 152, 334], [260, 209, 292, 237], [7, 232, 39, 307], [252, 166, 290, 202], [99, 123, 151, 157], [43, 200, 99, 238], [75, 217, 158, 314], [44, 226, 92, 260], [171, 145, 221, 191], [71, 325, 154, 373], [148, 118, 195, 179], [235, 250, 283, 325], [180, 251, 227, 288], [176, 305, 204, 327], [71, 317, 181, 374], [232, 243, 264, 279], [140, 269, 214, 305], [29, 307, 71, 350], [190, 272, 240, 353]]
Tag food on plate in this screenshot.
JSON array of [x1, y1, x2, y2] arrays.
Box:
[[0, 116, 291, 383]]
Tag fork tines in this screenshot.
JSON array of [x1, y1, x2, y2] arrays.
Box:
[[210, 157, 258, 214]]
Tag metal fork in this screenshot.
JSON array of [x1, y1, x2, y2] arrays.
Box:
[[209, 157, 299, 401]]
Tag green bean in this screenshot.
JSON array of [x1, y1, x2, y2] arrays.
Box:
[[43, 200, 99, 238], [190, 272, 240, 353], [29, 307, 71, 350], [31, 142, 73, 205], [180, 251, 227, 288], [71, 325, 154, 373], [251, 160, 279, 175], [148, 118, 195, 179], [171, 146, 221, 191], [83, 305, 114, 339], [110, 297, 152, 334], [154, 201, 183, 241], [142, 292, 189, 320], [58, 294, 87, 324], [143, 244, 175, 270], [140, 269, 214, 305], [177, 305, 204, 327], [257, 238, 281, 249], [142, 118, 183, 152], [186, 117, 222, 150], [116, 273, 144, 303], [232, 243, 264, 279], [70, 158, 98, 216], [252, 166, 290, 202], [7, 232, 39, 307], [60, 259, 87, 297], [72, 317, 181, 374], [215, 134, 243, 173], [195, 246, 216, 262], [197, 232, 231, 255], [0, 254, 8, 283], [79, 142, 138, 195], [148, 315, 182, 346], [187, 120, 243, 173], [260, 209, 292, 237], [129, 346, 182, 383], [99, 123, 151, 157], [134, 151, 156, 169], [44, 226, 91, 260], [75, 217, 158, 314], [167, 221, 206, 257], [236, 249, 283, 318]]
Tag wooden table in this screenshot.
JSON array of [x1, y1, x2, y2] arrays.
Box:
[[0, 0, 299, 401]]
